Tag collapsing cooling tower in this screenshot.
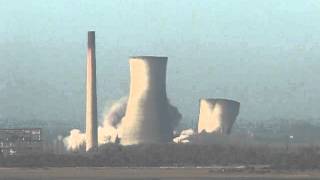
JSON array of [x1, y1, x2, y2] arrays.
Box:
[[85, 31, 98, 151], [197, 98, 240, 135], [121, 56, 172, 145]]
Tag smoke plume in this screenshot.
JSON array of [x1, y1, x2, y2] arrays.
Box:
[[167, 101, 182, 130], [64, 96, 181, 151], [63, 129, 85, 151], [173, 129, 195, 144], [98, 97, 127, 144], [103, 97, 127, 127]]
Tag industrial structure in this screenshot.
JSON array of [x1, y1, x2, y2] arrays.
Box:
[[0, 128, 42, 156], [121, 56, 172, 145], [85, 31, 98, 151], [197, 98, 240, 135]]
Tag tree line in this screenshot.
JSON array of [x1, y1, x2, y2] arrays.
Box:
[[0, 143, 320, 170]]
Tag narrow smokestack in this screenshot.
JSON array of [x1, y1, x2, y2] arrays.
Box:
[[85, 31, 98, 151], [197, 98, 240, 135], [121, 56, 171, 145]]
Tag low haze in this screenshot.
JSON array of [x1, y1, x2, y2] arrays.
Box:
[[1, 0, 320, 127]]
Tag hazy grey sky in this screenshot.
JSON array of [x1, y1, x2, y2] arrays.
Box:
[[1, 0, 320, 127]]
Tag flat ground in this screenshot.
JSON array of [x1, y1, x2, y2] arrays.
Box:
[[0, 167, 320, 180]]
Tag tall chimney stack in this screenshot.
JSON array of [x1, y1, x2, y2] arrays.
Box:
[[85, 31, 98, 151]]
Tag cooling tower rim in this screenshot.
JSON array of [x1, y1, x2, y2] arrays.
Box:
[[200, 98, 240, 105], [130, 56, 168, 60]]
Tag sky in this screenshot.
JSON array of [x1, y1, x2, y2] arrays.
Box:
[[0, 0, 320, 128]]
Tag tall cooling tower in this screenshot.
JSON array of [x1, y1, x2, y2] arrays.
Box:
[[85, 31, 98, 151], [121, 56, 172, 145], [197, 98, 240, 135]]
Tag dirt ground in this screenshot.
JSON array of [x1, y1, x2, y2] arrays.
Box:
[[0, 167, 320, 180]]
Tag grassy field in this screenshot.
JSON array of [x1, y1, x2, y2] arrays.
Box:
[[0, 167, 320, 180]]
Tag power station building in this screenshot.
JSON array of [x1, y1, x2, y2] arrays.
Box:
[[0, 128, 42, 156]]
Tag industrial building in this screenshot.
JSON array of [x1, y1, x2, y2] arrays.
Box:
[[0, 128, 42, 156]]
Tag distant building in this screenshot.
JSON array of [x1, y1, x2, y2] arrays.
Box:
[[0, 128, 42, 156]]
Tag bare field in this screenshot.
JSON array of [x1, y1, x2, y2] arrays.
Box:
[[1, 167, 320, 180]]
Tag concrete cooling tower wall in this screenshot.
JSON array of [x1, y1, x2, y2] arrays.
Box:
[[121, 56, 172, 145], [197, 98, 240, 135]]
